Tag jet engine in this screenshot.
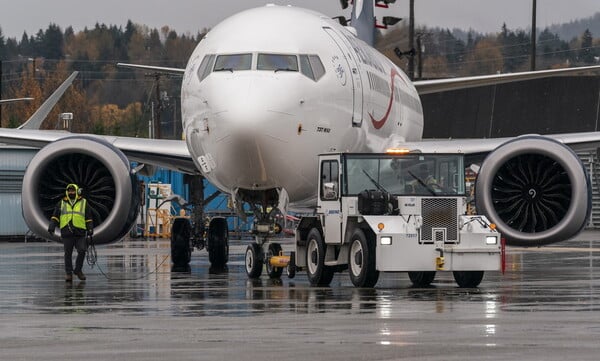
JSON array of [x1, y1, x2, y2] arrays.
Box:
[[22, 136, 140, 245], [475, 135, 591, 246]]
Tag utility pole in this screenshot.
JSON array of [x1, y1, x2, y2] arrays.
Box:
[[531, 0, 537, 70], [408, 0, 415, 80], [145, 72, 164, 139], [154, 73, 162, 139]]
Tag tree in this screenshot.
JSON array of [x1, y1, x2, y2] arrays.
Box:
[[19, 32, 33, 56], [465, 37, 504, 75], [7, 68, 43, 126], [580, 29, 594, 64], [538, 29, 568, 59], [42, 23, 64, 59], [497, 25, 529, 72], [0, 27, 5, 58]]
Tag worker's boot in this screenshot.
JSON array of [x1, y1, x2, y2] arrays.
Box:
[[65, 273, 73, 282], [75, 271, 86, 281]]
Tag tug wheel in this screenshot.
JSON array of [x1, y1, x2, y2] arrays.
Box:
[[306, 228, 334, 286], [453, 271, 484, 288]]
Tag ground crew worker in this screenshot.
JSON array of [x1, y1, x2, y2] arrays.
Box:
[[407, 164, 441, 193], [48, 183, 93, 282]]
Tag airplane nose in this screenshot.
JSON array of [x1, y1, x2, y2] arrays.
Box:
[[198, 74, 302, 190], [211, 77, 259, 132], [207, 74, 299, 138]]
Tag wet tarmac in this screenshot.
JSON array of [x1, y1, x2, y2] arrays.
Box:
[[1, 232, 599, 361]]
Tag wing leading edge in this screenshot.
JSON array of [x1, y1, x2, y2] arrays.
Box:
[[0, 128, 196, 174], [414, 65, 600, 95], [400, 131, 600, 156]]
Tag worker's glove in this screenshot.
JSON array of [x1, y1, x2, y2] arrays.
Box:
[[47, 225, 55, 236]]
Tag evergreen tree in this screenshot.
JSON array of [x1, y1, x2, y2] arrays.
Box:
[[19, 32, 32, 56], [580, 29, 594, 63], [0, 27, 5, 59], [42, 23, 64, 59]]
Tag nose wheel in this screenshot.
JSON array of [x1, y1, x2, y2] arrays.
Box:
[[245, 241, 293, 280]]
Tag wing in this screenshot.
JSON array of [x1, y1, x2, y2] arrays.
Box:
[[0, 128, 196, 174], [0, 98, 34, 104], [117, 63, 185, 76], [400, 131, 600, 155], [413, 65, 600, 95]]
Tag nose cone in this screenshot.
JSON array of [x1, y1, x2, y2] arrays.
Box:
[[197, 73, 302, 192], [209, 74, 298, 136]]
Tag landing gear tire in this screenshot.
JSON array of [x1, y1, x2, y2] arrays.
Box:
[[266, 243, 283, 279], [306, 228, 334, 286], [348, 228, 379, 288], [171, 218, 192, 268], [208, 218, 229, 268], [453, 271, 484, 288], [245, 243, 263, 279], [408, 271, 436, 287]]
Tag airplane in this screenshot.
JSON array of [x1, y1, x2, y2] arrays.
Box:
[[0, 1, 599, 281]]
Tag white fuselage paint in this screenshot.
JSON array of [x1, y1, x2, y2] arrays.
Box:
[[181, 5, 423, 208]]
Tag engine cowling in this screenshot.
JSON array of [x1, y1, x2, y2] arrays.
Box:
[[475, 135, 591, 246], [22, 136, 140, 245]]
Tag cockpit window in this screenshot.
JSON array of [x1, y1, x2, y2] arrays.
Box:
[[299, 55, 326, 81], [299, 55, 314, 80], [214, 53, 252, 71], [309, 55, 325, 80], [257, 54, 298, 72], [197, 54, 216, 82]]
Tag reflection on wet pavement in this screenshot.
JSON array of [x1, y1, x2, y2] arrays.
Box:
[[0, 233, 599, 360], [1, 237, 598, 317]]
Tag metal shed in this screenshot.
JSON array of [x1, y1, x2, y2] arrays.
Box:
[[0, 146, 37, 238]]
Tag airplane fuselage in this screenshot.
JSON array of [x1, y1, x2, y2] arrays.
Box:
[[181, 5, 423, 207]]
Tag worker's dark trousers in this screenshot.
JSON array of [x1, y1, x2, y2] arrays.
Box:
[[63, 236, 86, 274]]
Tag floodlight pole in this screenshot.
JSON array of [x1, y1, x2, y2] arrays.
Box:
[[0, 60, 3, 127], [531, 0, 537, 70], [408, 0, 415, 80]]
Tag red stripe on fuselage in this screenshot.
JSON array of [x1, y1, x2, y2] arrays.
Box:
[[369, 68, 406, 130]]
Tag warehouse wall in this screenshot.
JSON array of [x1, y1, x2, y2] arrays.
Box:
[[0, 146, 36, 238], [422, 76, 600, 138]]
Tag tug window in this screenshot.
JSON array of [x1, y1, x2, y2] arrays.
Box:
[[320, 160, 339, 200], [214, 53, 252, 71], [257, 54, 298, 72]]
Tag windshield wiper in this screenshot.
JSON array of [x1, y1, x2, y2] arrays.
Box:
[[274, 68, 297, 72], [361, 169, 389, 194], [407, 170, 436, 196], [214, 67, 234, 72]]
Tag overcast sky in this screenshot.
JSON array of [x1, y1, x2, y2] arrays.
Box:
[[1, 0, 598, 39]]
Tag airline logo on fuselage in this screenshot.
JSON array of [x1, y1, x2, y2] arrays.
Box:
[[369, 68, 406, 130], [331, 55, 347, 86]]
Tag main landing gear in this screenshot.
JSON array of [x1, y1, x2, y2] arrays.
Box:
[[170, 216, 229, 270]]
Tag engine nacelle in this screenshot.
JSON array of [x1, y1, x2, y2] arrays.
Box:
[[22, 136, 140, 245], [475, 136, 591, 246]]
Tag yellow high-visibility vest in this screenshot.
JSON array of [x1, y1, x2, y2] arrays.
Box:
[[59, 199, 87, 230]]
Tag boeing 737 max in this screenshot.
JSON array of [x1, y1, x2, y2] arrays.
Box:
[[0, 2, 599, 273]]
